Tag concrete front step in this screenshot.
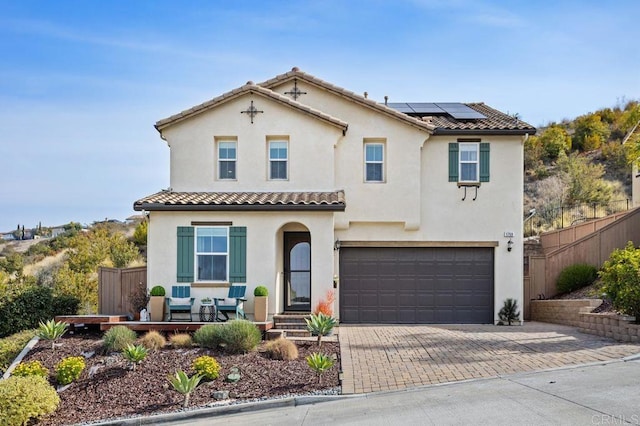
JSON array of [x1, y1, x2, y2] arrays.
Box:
[[273, 313, 311, 330], [273, 322, 309, 330], [266, 329, 311, 339]]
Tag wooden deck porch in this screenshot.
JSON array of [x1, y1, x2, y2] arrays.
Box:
[[55, 315, 273, 333]]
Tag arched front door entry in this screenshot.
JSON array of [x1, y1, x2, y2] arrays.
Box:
[[284, 232, 311, 311]]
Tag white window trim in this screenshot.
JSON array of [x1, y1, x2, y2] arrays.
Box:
[[195, 226, 229, 282], [364, 142, 385, 183], [268, 140, 289, 180], [217, 140, 237, 181], [459, 142, 479, 183]]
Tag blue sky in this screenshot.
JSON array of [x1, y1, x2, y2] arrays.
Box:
[[0, 0, 638, 232]]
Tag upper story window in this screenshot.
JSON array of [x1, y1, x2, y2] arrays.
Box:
[[196, 227, 228, 281], [364, 142, 384, 182], [269, 140, 288, 180], [459, 143, 479, 182], [217, 140, 237, 180]]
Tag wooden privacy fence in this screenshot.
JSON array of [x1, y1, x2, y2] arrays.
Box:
[[523, 207, 640, 320], [98, 266, 147, 315]]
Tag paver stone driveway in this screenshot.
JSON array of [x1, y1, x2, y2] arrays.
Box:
[[339, 322, 640, 394]]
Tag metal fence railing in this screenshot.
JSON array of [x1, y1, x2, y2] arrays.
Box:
[[525, 199, 632, 236]]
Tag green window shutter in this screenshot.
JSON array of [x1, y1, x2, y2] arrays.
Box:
[[480, 143, 490, 182], [229, 226, 247, 283], [176, 226, 194, 282], [448, 143, 459, 182]]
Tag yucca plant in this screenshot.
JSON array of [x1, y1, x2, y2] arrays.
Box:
[[498, 298, 520, 325], [306, 352, 335, 385], [122, 344, 148, 371], [168, 371, 202, 408], [305, 313, 337, 347], [37, 319, 69, 350]]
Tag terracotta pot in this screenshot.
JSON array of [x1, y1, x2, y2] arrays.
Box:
[[254, 296, 268, 322], [149, 296, 165, 321]]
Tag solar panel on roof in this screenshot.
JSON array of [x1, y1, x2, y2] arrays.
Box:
[[386, 103, 415, 113], [435, 103, 486, 119], [386, 102, 486, 119], [407, 103, 444, 114]]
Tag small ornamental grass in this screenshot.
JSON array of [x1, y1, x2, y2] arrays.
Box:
[[168, 371, 202, 408], [306, 352, 335, 385], [140, 330, 166, 350], [556, 263, 598, 294], [192, 356, 221, 380], [12, 360, 49, 379], [169, 333, 193, 348], [193, 324, 224, 349], [264, 338, 299, 360], [0, 375, 60, 426], [37, 319, 68, 350], [122, 344, 148, 371], [219, 319, 262, 354], [103, 325, 137, 352], [55, 356, 85, 386]]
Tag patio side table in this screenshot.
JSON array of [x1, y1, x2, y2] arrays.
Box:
[[199, 304, 216, 322]]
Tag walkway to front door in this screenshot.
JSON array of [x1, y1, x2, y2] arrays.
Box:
[[339, 322, 640, 394]]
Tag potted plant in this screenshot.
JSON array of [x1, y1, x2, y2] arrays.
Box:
[[253, 285, 269, 322], [201, 297, 212, 305], [129, 281, 150, 320], [149, 285, 166, 321]]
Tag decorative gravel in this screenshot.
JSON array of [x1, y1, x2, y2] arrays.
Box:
[[20, 331, 340, 425]]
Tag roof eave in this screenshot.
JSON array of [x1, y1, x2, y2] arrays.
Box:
[[432, 128, 537, 136], [134, 203, 346, 212]]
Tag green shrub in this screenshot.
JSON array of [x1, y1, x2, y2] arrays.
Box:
[[150, 286, 166, 297], [55, 356, 85, 385], [169, 333, 192, 348], [253, 285, 269, 297], [140, 330, 166, 350], [193, 325, 225, 349], [498, 298, 520, 325], [306, 352, 335, 384], [600, 242, 640, 322], [0, 330, 36, 374], [192, 355, 221, 380], [133, 220, 148, 246], [12, 360, 49, 378], [220, 319, 262, 354], [103, 326, 137, 352], [0, 375, 60, 425], [557, 264, 598, 294], [264, 338, 298, 360], [51, 294, 80, 316]]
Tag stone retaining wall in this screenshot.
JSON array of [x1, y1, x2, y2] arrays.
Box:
[[530, 299, 640, 343]]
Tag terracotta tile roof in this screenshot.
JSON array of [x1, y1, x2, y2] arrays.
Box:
[[155, 83, 348, 132], [259, 67, 436, 133], [134, 190, 346, 211], [427, 103, 536, 135]]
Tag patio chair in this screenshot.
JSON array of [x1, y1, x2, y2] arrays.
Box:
[[213, 285, 247, 321], [166, 285, 195, 321]]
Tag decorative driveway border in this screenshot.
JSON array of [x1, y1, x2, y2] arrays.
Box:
[[339, 322, 640, 394]]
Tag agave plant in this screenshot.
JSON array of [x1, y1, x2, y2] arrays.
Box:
[[306, 352, 335, 385], [168, 371, 202, 408], [37, 319, 69, 350], [305, 313, 337, 347], [122, 344, 148, 371]]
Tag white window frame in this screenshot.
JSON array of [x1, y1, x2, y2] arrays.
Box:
[[459, 142, 479, 183], [268, 140, 288, 180], [364, 142, 385, 183], [195, 227, 229, 282], [217, 140, 237, 180]]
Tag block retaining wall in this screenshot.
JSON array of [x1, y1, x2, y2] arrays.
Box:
[[530, 299, 639, 343]]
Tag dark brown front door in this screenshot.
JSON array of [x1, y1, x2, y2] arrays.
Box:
[[284, 232, 311, 311]]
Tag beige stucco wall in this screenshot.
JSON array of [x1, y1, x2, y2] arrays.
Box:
[[147, 210, 335, 317], [151, 78, 526, 323]]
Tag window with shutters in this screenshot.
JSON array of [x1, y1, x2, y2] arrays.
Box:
[[459, 143, 479, 182], [196, 227, 228, 281], [449, 141, 490, 183]]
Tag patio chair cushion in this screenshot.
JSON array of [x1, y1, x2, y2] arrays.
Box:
[[218, 298, 238, 306], [169, 297, 191, 306]]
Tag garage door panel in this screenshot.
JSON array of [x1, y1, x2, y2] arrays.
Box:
[[340, 247, 494, 324]]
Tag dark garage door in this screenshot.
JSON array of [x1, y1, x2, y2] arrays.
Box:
[[339, 247, 494, 324]]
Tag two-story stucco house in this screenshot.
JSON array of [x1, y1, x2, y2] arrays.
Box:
[[134, 67, 535, 324]]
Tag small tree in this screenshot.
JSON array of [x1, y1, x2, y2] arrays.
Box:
[[498, 299, 520, 325], [305, 313, 337, 347], [306, 353, 335, 385]]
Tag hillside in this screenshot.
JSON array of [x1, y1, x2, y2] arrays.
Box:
[[523, 99, 639, 234]]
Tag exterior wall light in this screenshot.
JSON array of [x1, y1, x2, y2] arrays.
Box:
[[334, 239, 341, 251], [507, 238, 514, 252]]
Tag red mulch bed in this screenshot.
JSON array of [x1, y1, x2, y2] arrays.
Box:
[[21, 331, 340, 425]]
